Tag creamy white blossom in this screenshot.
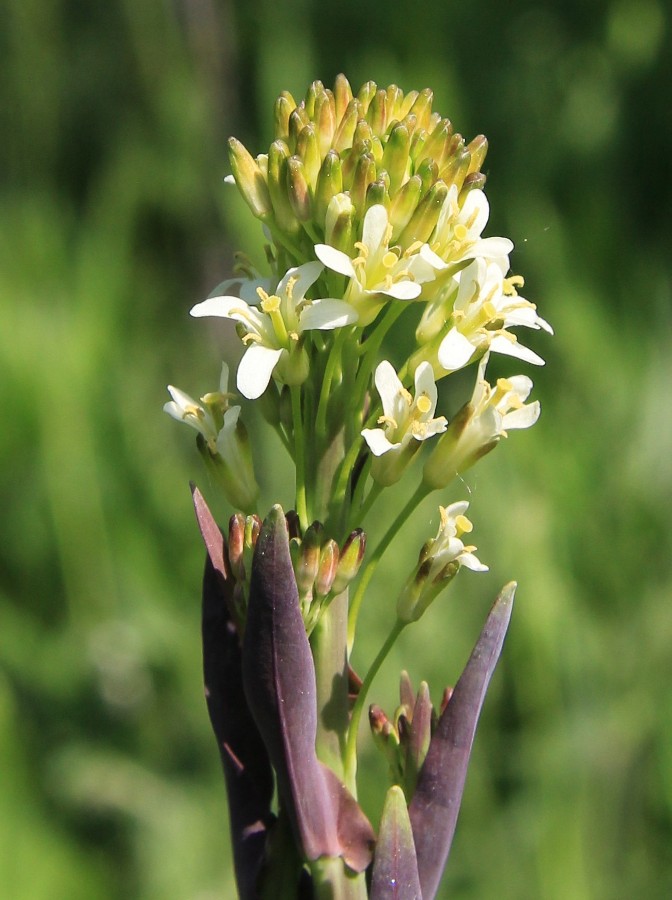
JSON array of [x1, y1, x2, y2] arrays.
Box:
[[190, 261, 357, 399], [437, 258, 553, 372], [423, 354, 540, 488], [397, 501, 488, 622], [315, 205, 437, 326], [164, 363, 231, 452]]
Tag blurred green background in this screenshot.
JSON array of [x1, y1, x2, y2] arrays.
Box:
[[2, 0, 671, 897]]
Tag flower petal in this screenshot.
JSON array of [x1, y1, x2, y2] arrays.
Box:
[[361, 204, 388, 252], [489, 334, 545, 366], [299, 299, 358, 330], [380, 280, 422, 300], [361, 428, 399, 456], [237, 344, 284, 399], [314, 244, 356, 278], [502, 401, 540, 430], [438, 329, 476, 371], [277, 260, 323, 301], [374, 360, 404, 421], [191, 296, 251, 319]]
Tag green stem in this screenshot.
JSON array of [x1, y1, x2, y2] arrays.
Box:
[[346, 472, 380, 535], [309, 857, 368, 899], [344, 619, 406, 792], [316, 328, 346, 440], [347, 482, 428, 650], [291, 384, 309, 528]]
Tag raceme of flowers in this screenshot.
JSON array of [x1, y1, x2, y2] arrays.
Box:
[[164, 75, 553, 896]]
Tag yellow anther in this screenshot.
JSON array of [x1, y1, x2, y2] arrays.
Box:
[[455, 514, 473, 535], [184, 405, 204, 420], [242, 332, 263, 345], [400, 386, 413, 406], [284, 275, 298, 301], [404, 240, 423, 257], [377, 414, 398, 430], [454, 223, 468, 242], [504, 274, 524, 296], [354, 241, 369, 259], [416, 394, 432, 415]]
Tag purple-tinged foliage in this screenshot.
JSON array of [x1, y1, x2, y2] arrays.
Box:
[[409, 583, 516, 899], [193, 486, 275, 900], [370, 786, 422, 899], [242, 505, 375, 872]]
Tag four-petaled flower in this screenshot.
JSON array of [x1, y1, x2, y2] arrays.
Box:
[[436, 258, 553, 372], [315, 205, 437, 327], [423, 354, 541, 489], [191, 261, 358, 399], [397, 501, 488, 623], [362, 360, 448, 485]]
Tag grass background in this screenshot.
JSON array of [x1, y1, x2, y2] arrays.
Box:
[[1, 0, 671, 896]]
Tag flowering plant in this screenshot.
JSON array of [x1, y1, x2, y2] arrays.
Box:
[[166, 76, 551, 898]]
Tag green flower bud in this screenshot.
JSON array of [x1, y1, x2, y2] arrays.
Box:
[[287, 156, 312, 222], [381, 122, 411, 194], [227, 137, 272, 219], [415, 156, 439, 195], [332, 98, 361, 153], [350, 152, 377, 219], [364, 179, 390, 214], [295, 521, 322, 597], [409, 127, 428, 164], [403, 681, 433, 796], [324, 192, 355, 253], [440, 147, 471, 193], [388, 174, 423, 239], [386, 83, 405, 119], [357, 80, 378, 115], [399, 91, 420, 120], [296, 124, 321, 189], [408, 88, 434, 131], [422, 117, 454, 168], [268, 140, 299, 234], [314, 150, 343, 228], [369, 705, 403, 782], [460, 171, 487, 198], [288, 105, 311, 149], [466, 134, 488, 174], [274, 90, 296, 144], [333, 73, 353, 121], [304, 79, 325, 118], [196, 417, 259, 512], [397, 180, 448, 249], [366, 88, 388, 136], [315, 90, 336, 157], [332, 529, 366, 594]]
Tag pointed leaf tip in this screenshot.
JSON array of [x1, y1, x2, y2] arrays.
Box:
[[409, 582, 515, 899], [371, 786, 422, 899]]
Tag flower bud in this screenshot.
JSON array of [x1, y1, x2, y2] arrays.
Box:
[[397, 181, 448, 249], [228, 512, 246, 582], [357, 80, 378, 115], [288, 106, 310, 149], [388, 174, 423, 238], [381, 122, 411, 194], [409, 128, 428, 164], [227, 137, 272, 219], [324, 192, 355, 253], [440, 148, 471, 193], [460, 171, 487, 199], [415, 157, 439, 195], [268, 140, 299, 234], [296, 124, 321, 189], [314, 150, 343, 228], [422, 117, 454, 168], [466, 134, 488, 174], [287, 156, 312, 222], [364, 179, 390, 214], [333, 73, 353, 120], [350, 152, 377, 219], [315, 539, 339, 598], [315, 90, 336, 158], [273, 90, 296, 144], [366, 88, 388, 136], [332, 98, 360, 154], [295, 522, 322, 598], [408, 88, 434, 131], [386, 83, 404, 119], [332, 529, 366, 594], [304, 79, 325, 118]]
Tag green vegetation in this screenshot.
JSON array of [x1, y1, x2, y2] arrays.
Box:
[[1, 0, 670, 897]]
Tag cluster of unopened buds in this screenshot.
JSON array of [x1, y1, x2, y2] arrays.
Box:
[[166, 75, 552, 898]]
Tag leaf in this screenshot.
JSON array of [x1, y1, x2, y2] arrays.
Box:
[[242, 505, 374, 871], [370, 786, 422, 899], [408, 582, 516, 899], [193, 485, 275, 900]]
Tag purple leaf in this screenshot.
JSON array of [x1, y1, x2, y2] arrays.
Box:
[[242, 505, 374, 871], [193, 486, 275, 900], [408, 582, 516, 899], [371, 786, 422, 899]]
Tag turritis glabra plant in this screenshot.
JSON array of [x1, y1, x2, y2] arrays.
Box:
[[165, 75, 552, 899]]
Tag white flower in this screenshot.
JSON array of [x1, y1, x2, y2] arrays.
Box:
[[423, 354, 540, 488], [362, 361, 447, 485], [164, 363, 231, 452], [437, 258, 553, 372], [397, 501, 487, 623], [315, 205, 437, 326], [424, 185, 514, 269], [190, 261, 357, 399]]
